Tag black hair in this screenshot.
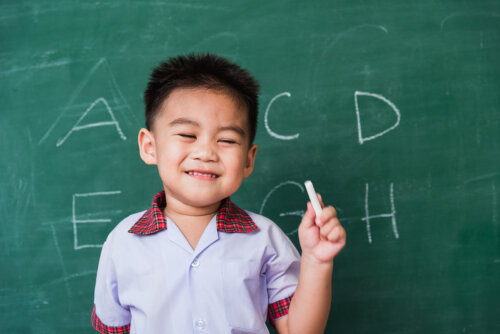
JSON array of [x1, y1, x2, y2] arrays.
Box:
[[144, 53, 260, 144]]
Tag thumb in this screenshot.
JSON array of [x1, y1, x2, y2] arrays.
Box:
[[300, 202, 316, 229]]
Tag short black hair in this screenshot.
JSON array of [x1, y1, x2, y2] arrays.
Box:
[[144, 53, 260, 144]]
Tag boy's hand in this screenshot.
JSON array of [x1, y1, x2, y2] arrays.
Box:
[[298, 194, 346, 264]]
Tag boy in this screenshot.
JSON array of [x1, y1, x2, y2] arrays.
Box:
[[91, 53, 346, 333]]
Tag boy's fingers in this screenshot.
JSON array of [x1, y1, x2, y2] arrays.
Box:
[[317, 193, 325, 208], [327, 225, 346, 243], [319, 217, 341, 238], [319, 220, 336, 236], [317, 206, 337, 225], [327, 226, 340, 241], [317, 194, 326, 217], [300, 202, 316, 228]]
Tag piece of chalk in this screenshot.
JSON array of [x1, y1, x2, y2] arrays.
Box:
[[304, 180, 322, 217]]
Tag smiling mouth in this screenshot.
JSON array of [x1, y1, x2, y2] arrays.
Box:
[[186, 171, 219, 179]]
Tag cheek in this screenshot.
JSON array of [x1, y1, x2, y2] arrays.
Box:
[[156, 140, 184, 160], [155, 142, 187, 173], [222, 151, 246, 175]]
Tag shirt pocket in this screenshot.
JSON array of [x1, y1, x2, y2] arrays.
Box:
[[221, 260, 267, 332]]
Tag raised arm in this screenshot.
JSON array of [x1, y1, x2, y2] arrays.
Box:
[[274, 195, 346, 334]]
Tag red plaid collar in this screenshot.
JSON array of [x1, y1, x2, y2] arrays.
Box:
[[128, 191, 258, 235]]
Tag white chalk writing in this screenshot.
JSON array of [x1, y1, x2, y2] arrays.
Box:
[[56, 97, 126, 147], [72, 191, 121, 250], [362, 183, 399, 243], [264, 92, 300, 140], [354, 91, 401, 144], [260, 181, 305, 236]]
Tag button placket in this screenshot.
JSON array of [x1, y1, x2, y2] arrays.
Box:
[[191, 258, 200, 268], [195, 319, 206, 330]]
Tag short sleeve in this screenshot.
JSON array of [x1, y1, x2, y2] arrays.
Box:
[[263, 224, 301, 321], [92, 238, 131, 332]]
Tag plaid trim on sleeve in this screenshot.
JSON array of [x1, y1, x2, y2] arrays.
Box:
[[92, 305, 130, 334], [268, 294, 294, 321], [216, 198, 258, 233]]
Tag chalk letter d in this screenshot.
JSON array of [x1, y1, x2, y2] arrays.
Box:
[[354, 91, 401, 144]]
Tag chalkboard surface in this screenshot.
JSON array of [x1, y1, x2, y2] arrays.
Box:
[[1, 0, 499, 333]]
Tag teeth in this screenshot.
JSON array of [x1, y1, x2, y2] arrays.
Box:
[[188, 171, 217, 178]]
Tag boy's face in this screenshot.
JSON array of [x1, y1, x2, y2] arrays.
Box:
[[138, 88, 257, 213]]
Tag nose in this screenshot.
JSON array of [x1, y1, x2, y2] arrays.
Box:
[[191, 138, 218, 162]]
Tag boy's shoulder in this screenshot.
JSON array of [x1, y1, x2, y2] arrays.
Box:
[[246, 210, 282, 231], [104, 210, 146, 244], [244, 210, 295, 243]]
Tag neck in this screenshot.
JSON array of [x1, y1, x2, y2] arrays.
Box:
[[162, 195, 222, 224], [162, 196, 222, 251]]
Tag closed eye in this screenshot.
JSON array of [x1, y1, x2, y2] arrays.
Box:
[[219, 139, 237, 144], [177, 134, 196, 140]]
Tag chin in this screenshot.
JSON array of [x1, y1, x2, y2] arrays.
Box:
[[184, 194, 226, 208]]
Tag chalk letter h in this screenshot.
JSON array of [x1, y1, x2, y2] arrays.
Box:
[[362, 183, 399, 243]]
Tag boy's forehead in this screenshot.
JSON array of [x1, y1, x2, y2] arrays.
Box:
[[155, 87, 251, 129]]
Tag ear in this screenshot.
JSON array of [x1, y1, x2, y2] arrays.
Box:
[[138, 128, 157, 165], [243, 144, 258, 178]]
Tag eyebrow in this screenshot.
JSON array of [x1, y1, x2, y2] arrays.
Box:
[[169, 117, 246, 137], [169, 118, 199, 127], [219, 125, 246, 137]]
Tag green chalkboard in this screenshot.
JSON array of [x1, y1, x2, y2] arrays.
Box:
[[1, 0, 499, 333]]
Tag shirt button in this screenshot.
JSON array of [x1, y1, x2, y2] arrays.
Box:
[[191, 258, 200, 268], [195, 319, 205, 330]]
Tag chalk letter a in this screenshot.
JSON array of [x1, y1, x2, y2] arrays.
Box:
[[56, 97, 126, 147]]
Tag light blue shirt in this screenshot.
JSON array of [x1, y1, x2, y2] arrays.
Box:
[[93, 203, 300, 333]]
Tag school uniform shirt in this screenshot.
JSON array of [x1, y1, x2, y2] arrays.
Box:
[[92, 190, 300, 334]]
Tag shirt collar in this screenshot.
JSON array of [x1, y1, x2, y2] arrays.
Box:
[[128, 190, 258, 235]]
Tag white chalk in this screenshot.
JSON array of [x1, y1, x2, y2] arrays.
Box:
[[304, 180, 322, 217]]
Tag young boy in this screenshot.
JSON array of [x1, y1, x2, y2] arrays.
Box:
[[91, 53, 346, 334]]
